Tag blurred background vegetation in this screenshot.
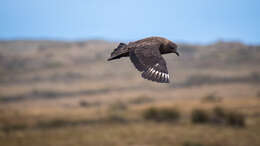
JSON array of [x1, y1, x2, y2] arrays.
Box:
[[0, 40, 260, 146]]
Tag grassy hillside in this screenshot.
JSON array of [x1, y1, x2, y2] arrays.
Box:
[[0, 40, 260, 146]]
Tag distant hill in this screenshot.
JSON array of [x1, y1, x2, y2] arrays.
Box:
[[0, 40, 259, 103]]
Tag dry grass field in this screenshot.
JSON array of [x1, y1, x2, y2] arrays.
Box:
[[0, 40, 260, 146]]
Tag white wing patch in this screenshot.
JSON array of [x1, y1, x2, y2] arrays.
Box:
[[145, 67, 169, 83], [148, 67, 152, 73], [155, 71, 159, 75], [151, 68, 156, 74]]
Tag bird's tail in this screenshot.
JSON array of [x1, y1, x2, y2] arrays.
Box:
[[107, 43, 127, 61]]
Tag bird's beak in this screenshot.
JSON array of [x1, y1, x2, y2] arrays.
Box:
[[175, 52, 180, 56]]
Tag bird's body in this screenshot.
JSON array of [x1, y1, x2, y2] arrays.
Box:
[[108, 37, 179, 83]]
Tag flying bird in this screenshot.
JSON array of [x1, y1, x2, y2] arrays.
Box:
[[107, 37, 179, 83]]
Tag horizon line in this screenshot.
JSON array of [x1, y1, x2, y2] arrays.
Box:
[[0, 37, 259, 46]]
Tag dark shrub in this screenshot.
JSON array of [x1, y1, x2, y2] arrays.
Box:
[[2, 123, 27, 132], [191, 109, 209, 124], [79, 100, 90, 107], [79, 100, 100, 107], [213, 107, 226, 118], [191, 107, 246, 127], [38, 119, 69, 128], [143, 107, 180, 122], [143, 107, 158, 120], [183, 141, 204, 146], [108, 101, 128, 112], [226, 112, 245, 127], [212, 107, 246, 127], [211, 106, 226, 124]]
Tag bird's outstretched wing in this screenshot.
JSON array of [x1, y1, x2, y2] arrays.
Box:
[[129, 42, 170, 83]]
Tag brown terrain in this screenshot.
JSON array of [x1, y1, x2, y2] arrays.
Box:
[[0, 40, 260, 146]]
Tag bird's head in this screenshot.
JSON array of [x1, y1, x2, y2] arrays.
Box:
[[167, 42, 180, 56]]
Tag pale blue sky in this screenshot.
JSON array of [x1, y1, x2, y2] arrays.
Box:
[[0, 0, 259, 44]]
